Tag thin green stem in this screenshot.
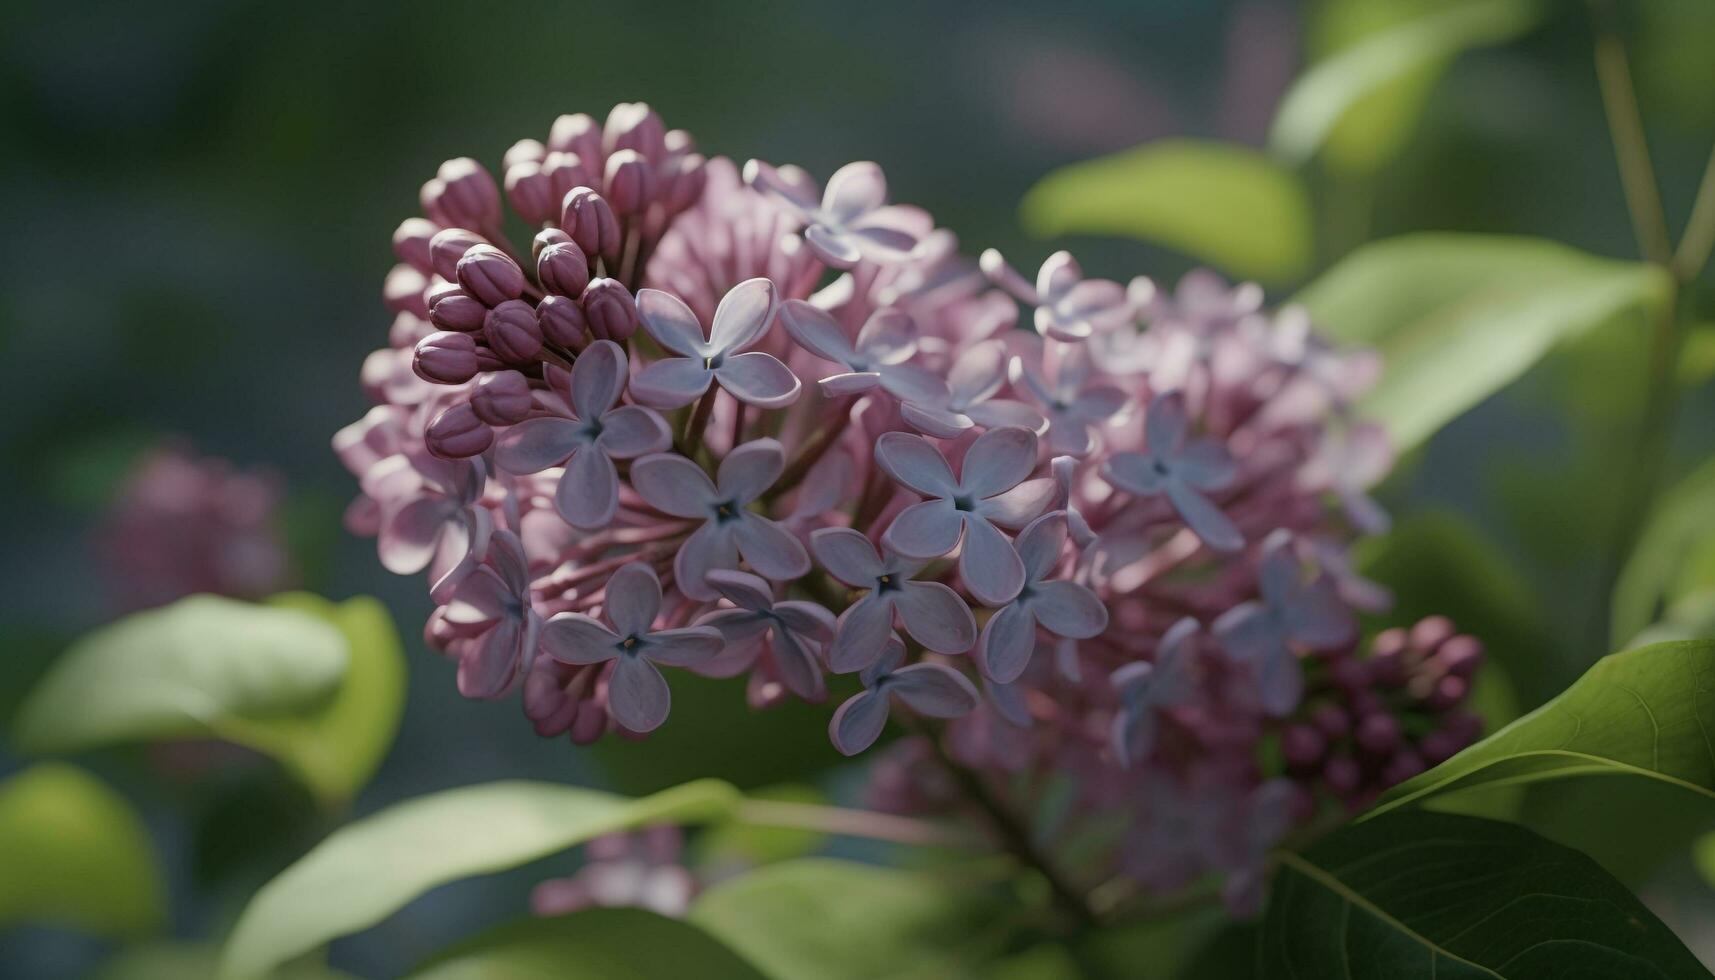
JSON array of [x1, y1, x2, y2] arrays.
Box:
[[733, 799, 974, 849], [1591, 3, 1672, 266], [1673, 143, 1715, 281]]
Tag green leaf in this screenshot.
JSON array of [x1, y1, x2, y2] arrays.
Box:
[[0, 763, 166, 938], [12, 594, 348, 754], [225, 593, 407, 809], [693, 784, 829, 867], [1695, 829, 1715, 892], [96, 942, 356, 980], [1613, 458, 1715, 648], [219, 779, 740, 980], [408, 909, 767, 980], [690, 858, 1007, 980], [1297, 234, 1671, 451], [1273, 0, 1544, 172], [1019, 139, 1312, 284], [1263, 810, 1710, 978]]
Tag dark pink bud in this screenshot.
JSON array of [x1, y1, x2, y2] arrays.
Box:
[[430, 227, 487, 281], [603, 102, 666, 161], [1409, 615, 1455, 653], [537, 294, 589, 348], [665, 129, 696, 156], [533, 228, 571, 262], [483, 299, 543, 362], [560, 186, 621, 263], [504, 161, 557, 225], [471, 370, 534, 425], [1420, 730, 1462, 766], [549, 112, 602, 160], [582, 278, 638, 342], [1381, 749, 1425, 787], [1435, 635, 1483, 678], [602, 149, 653, 215], [426, 403, 492, 459], [429, 287, 487, 332], [1323, 755, 1362, 795], [1310, 703, 1349, 739], [414, 331, 481, 384], [1280, 724, 1326, 771], [383, 264, 428, 318], [1328, 654, 1370, 691], [1355, 713, 1400, 756], [537, 241, 590, 298], [543, 151, 596, 205], [390, 312, 434, 349], [432, 157, 502, 230], [504, 138, 547, 170], [1425, 675, 1468, 712], [1370, 627, 1407, 660], [392, 217, 439, 273], [457, 244, 526, 307], [664, 152, 708, 214]]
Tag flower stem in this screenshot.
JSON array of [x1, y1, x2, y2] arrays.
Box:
[[676, 389, 717, 460], [766, 398, 855, 503], [1673, 143, 1715, 281], [733, 799, 974, 849], [1591, 2, 1672, 266]]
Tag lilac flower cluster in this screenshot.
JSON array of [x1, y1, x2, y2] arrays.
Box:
[[335, 103, 1477, 911]]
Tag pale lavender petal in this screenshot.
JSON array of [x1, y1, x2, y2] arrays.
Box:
[[959, 516, 1026, 605], [572, 339, 628, 420], [609, 655, 672, 732], [493, 418, 582, 475], [716, 352, 801, 408], [1255, 646, 1303, 717], [874, 432, 957, 497], [978, 478, 1056, 529], [987, 677, 1033, 728], [898, 400, 974, 440], [487, 529, 531, 597], [1284, 584, 1356, 650], [887, 663, 980, 718], [636, 288, 708, 357], [595, 405, 671, 458], [743, 158, 819, 214], [822, 161, 887, 223], [829, 594, 895, 673], [1214, 603, 1279, 668], [1110, 684, 1157, 767], [810, 527, 886, 586], [708, 277, 777, 353], [960, 426, 1037, 498], [444, 568, 510, 625], [1145, 394, 1187, 454], [770, 629, 826, 702], [878, 363, 951, 404], [947, 340, 1007, 405], [1166, 481, 1244, 551], [894, 581, 977, 654], [1072, 385, 1129, 421], [772, 600, 836, 641], [1103, 452, 1167, 496], [696, 607, 771, 645], [458, 619, 521, 700], [804, 224, 862, 268], [541, 613, 620, 664], [1014, 512, 1068, 583], [604, 562, 662, 637], [704, 569, 775, 613], [379, 497, 456, 574], [1046, 416, 1096, 458], [733, 514, 811, 580], [966, 400, 1047, 433], [1036, 251, 1082, 300], [631, 358, 712, 409], [977, 601, 1037, 684], [675, 521, 738, 601], [880, 498, 962, 560], [558, 446, 619, 529], [646, 626, 724, 667], [1032, 581, 1109, 639], [828, 689, 889, 756], [1174, 440, 1238, 489], [779, 299, 858, 365], [862, 634, 908, 685], [717, 438, 785, 504], [821, 372, 883, 397], [630, 453, 717, 518], [1257, 537, 1298, 604], [848, 224, 919, 260], [853, 309, 916, 363]]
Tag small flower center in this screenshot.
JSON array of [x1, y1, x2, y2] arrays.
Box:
[[713, 500, 742, 523], [952, 495, 976, 512], [703, 352, 725, 370], [1152, 458, 1171, 477], [619, 634, 644, 655], [875, 573, 900, 593]]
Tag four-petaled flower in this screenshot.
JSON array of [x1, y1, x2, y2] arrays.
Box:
[[875, 426, 1056, 604], [630, 439, 811, 600], [632, 277, 801, 409], [828, 635, 980, 756], [811, 527, 977, 672], [745, 160, 923, 268], [441, 530, 541, 700], [981, 249, 1130, 342], [975, 512, 1109, 683], [778, 300, 942, 403], [1214, 530, 1355, 716], [898, 339, 1047, 437], [1109, 616, 1200, 766], [369, 452, 493, 602], [695, 569, 835, 702], [1011, 340, 1130, 457], [1102, 393, 1243, 551], [493, 340, 671, 528], [540, 562, 724, 732]]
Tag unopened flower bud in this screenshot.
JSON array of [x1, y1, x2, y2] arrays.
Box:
[[1310, 703, 1349, 739], [664, 152, 708, 214], [537, 294, 589, 348], [457, 244, 526, 307], [390, 312, 434, 349], [431, 157, 502, 230], [471, 370, 534, 425], [603, 149, 653, 215], [483, 299, 543, 362], [1409, 615, 1455, 653], [505, 161, 557, 225], [504, 138, 547, 170], [426, 402, 492, 459], [537, 241, 591, 297], [383, 264, 428, 318], [533, 228, 571, 262], [1323, 755, 1362, 795], [1435, 635, 1483, 678], [1354, 713, 1400, 756], [429, 286, 487, 331], [430, 227, 487, 281], [1328, 654, 1370, 691], [603, 102, 666, 161], [1381, 750, 1425, 786], [560, 186, 621, 262], [1424, 674, 1468, 712], [543, 151, 595, 205], [414, 331, 481, 384], [582, 278, 638, 342], [549, 112, 602, 160], [392, 217, 439, 273], [1280, 724, 1326, 771]]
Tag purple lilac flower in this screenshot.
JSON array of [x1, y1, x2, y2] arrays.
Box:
[[981, 249, 1130, 342], [540, 563, 723, 732], [1010, 338, 1131, 457], [493, 340, 671, 528], [1110, 617, 1200, 766], [898, 339, 1047, 436], [1214, 530, 1357, 716], [441, 530, 541, 700], [694, 569, 835, 702], [1102, 393, 1243, 551], [810, 527, 977, 672], [828, 637, 980, 756], [744, 160, 923, 268], [368, 453, 494, 600], [632, 278, 801, 409], [975, 512, 1108, 683]]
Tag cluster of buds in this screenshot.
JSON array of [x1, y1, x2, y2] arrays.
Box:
[[335, 103, 1475, 913]]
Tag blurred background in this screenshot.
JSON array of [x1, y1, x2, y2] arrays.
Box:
[[4, 0, 1715, 976]]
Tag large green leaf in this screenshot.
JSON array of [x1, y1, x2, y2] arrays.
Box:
[[689, 859, 1007, 980], [1263, 810, 1710, 978], [1019, 139, 1312, 284], [1613, 458, 1715, 648], [229, 593, 406, 808], [12, 594, 348, 754], [96, 942, 355, 980], [219, 779, 739, 980], [0, 763, 166, 938], [1273, 0, 1544, 172], [1297, 234, 1670, 451], [408, 909, 767, 980]]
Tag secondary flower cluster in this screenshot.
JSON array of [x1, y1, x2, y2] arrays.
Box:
[[334, 103, 1479, 913]]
